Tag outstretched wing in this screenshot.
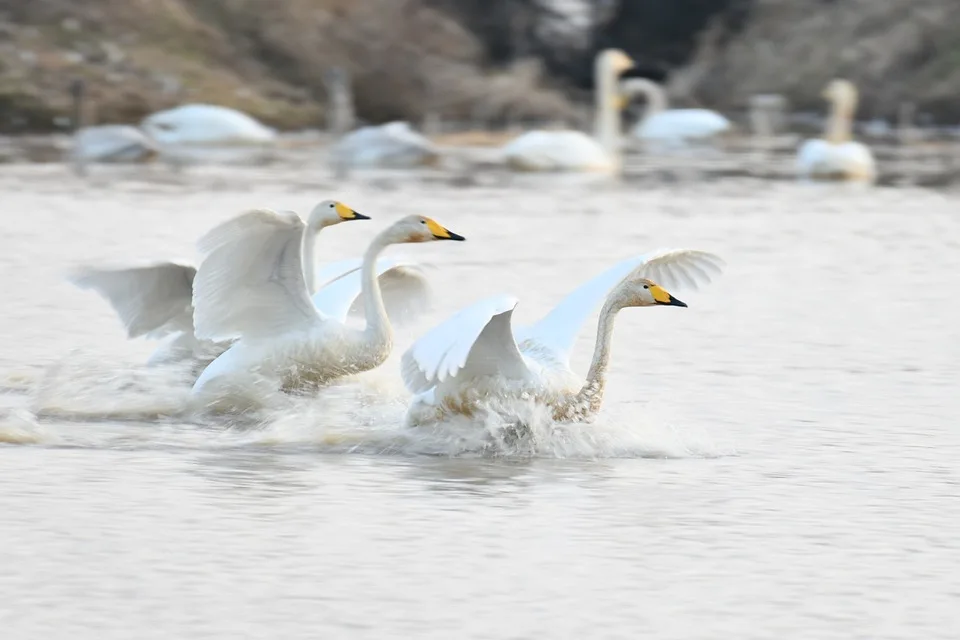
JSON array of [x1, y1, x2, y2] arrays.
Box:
[[516, 249, 724, 365], [192, 208, 322, 342], [311, 256, 432, 324], [68, 262, 196, 338], [400, 294, 531, 394]]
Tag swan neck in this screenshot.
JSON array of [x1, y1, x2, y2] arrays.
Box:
[[572, 298, 620, 416], [301, 228, 318, 294], [360, 233, 393, 350], [593, 57, 622, 162], [826, 94, 855, 144]]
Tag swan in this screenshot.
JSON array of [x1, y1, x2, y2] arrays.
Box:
[[332, 121, 440, 169], [140, 104, 277, 146], [623, 78, 731, 148], [67, 79, 158, 174], [500, 49, 635, 172], [401, 249, 723, 426], [796, 79, 876, 183], [189, 211, 465, 408], [69, 200, 432, 371]]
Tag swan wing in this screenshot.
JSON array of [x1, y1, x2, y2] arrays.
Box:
[[68, 262, 196, 338], [401, 294, 530, 394], [311, 256, 431, 324], [516, 249, 724, 365], [72, 125, 157, 162], [192, 208, 322, 342]]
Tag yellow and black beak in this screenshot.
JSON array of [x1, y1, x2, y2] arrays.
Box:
[[425, 218, 465, 241], [335, 201, 370, 221], [650, 284, 687, 307]]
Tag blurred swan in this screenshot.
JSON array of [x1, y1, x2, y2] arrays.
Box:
[[401, 249, 724, 426], [140, 104, 277, 146], [67, 79, 158, 175], [796, 79, 876, 183], [190, 211, 465, 409], [500, 49, 635, 172], [69, 201, 432, 371], [332, 121, 440, 169], [623, 78, 731, 148]]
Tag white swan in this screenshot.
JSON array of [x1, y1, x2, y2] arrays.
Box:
[[796, 79, 876, 183], [401, 249, 723, 426], [624, 78, 731, 148], [69, 201, 432, 370], [190, 211, 465, 408], [500, 49, 635, 172], [71, 125, 159, 166], [66, 80, 157, 173], [140, 104, 277, 146], [332, 121, 440, 169]]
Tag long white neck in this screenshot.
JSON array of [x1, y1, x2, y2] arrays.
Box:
[[301, 228, 317, 294], [593, 57, 622, 161], [622, 78, 669, 122], [825, 94, 855, 144], [567, 297, 621, 418], [359, 232, 393, 353]]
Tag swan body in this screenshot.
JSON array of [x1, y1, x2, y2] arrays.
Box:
[[634, 110, 731, 143], [71, 125, 159, 164], [622, 78, 730, 147], [401, 249, 724, 425], [796, 79, 876, 183], [500, 49, 635, 173], [190, 210, 464, 409], [333, 121, 439, 168], [140, 104, 277, 146], [70, 201, 432, 371]]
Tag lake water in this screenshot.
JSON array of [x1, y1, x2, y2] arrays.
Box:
[[1, 163, 959, 639]]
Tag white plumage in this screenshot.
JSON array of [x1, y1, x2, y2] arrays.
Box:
[[401, 249, 724, 425], [333, 121, 439, 169], [140, 104, 277, 146]]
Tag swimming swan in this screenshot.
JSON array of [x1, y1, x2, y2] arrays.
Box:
[[332, 121, 440, 169], [401, 249, 723, 425], [500, 49, 635, 172], [796, 79, 876, 183], [69, 201, 432, 370], [190, 211, 465, 407], [67, 80, 158, 173], [140, 104, 277, 146], [623, 78, 731, 147]]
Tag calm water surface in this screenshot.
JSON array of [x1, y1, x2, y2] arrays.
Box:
[[1, 164, 959, 639]]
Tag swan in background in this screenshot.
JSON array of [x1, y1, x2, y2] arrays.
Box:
[[624, 78, 731, 148], [332, 121, 440, 170], [796, 79, 876, 183], [401, 249, 724, 426], [69, 201, 432, 371], [67, 79, 158, 175], [500, 49, 635, 172], [190, 211, 465, 409], [140, 104, 277, 146]]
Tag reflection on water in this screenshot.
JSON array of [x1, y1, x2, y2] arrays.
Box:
[[2, 164, 959, 639]]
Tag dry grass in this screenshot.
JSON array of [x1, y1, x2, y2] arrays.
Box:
[[0, 0, 579, 133], [688, 0, 960, 120]]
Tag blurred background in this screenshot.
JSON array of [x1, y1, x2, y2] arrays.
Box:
[[1, 0, 958, 136]]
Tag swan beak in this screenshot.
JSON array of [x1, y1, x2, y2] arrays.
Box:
[[335, 202, 369, 221], [425, 218, 465, 241], [651, 284, 687, 307]]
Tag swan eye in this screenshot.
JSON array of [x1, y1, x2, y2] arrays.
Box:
[[643, 285, 649, 289], [420, 219, 426, 225], [329, 203, 335, 208]]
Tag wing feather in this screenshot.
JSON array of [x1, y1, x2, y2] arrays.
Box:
[[516, 249, 724, 365], [192, 209, 322, 342]]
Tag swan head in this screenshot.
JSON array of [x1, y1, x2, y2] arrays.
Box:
[[385, 214, 465, 244], [822, 79, 858, 113], [617, 278, 686, 309], [598, 49, 635, 76], [306, 199, 369, 230]]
